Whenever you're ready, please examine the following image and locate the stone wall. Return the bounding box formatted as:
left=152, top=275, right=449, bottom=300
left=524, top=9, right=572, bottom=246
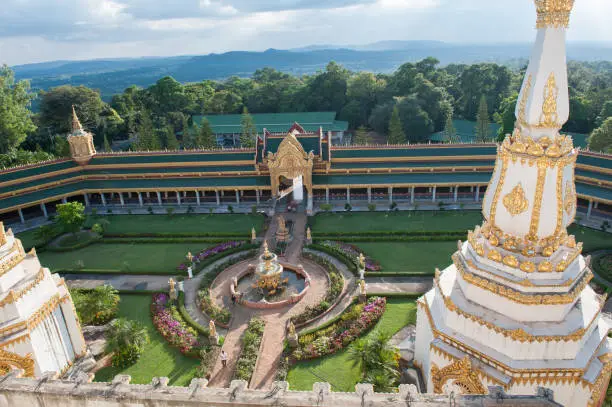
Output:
left=0, top=370, right=562, bottom=407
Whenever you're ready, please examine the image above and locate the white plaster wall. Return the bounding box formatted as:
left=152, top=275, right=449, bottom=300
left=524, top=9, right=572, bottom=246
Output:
left=481, top=157, right=502, bottom=221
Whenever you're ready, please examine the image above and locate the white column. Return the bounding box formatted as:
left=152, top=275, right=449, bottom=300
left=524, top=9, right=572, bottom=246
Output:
left=256, top=190, right=260, bottom=204
left=454, top=186, right=458, bottom=202
left=196, top=191, right=201, bottom=206
left=470, top=186, right=474, bottom=193
left=128, top=192, right=132, bottom=199
left=146, top=192, right=150, bottom=198
left=176, top=191, right=181, bottom=206
left=138, top=192, right=143, bottom=207
left=119, top=193, right=125, bottom=206
left=101, top=193, right=107, bottom=206
left=594, top=201, right=599, bottom=209
left=346, top=187, right=351, bottom=204
left=62, top=197, right=68, bottom=204
left=325, top=188, right=329, bottom=204
left=475, top=186, right=480, bottom=202
left=216, top=190, right=220, bottom=206
left=367, top=187, right=372, bottom=203
left=388, top=187, right=393, bottom=204
left=83, top=193, right=90, bottom=207
left=432, top=186, right=437, bottom=202
left=411, top=187, right=415, bottom=204
left=587, top=200, right=593, bottom=219
left=235, top=190, right=240, bottom=204
left=40, top=203, right=48, bottom=218
left=157, top=192, right=162, bottom=206
left=18, top=208, right=25, bottom=224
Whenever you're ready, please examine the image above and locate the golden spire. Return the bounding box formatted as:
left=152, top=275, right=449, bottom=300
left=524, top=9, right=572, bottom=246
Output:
left=71, top=105, right=83, bottom=133
left=534, top=0, right=575, bottom=29
left=263, top=240, right=270, bottom=257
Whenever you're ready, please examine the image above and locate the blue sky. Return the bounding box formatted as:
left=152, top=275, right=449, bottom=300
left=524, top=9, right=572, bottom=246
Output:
left=1, top=0, right=610, bottom=65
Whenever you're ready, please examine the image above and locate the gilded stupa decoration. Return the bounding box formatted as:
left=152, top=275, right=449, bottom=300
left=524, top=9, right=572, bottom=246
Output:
left=538, top=73, right=561, bottom=129
left=67, top=105, right=96, bottom=165
left=431, top=357, right=486, bottom=395
left=502, top=184, right=529, bottom=216
left=534, top=0, right=575, bottom=29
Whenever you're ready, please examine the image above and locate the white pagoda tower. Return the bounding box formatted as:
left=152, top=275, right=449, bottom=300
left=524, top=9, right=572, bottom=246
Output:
left=0, top=223, right=86, bottom=377
left=414, top=1, right=612, bottom=406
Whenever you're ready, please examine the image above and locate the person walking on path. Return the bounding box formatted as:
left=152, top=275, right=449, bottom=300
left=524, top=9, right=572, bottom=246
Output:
left=220, top=350, right=228, bottom=368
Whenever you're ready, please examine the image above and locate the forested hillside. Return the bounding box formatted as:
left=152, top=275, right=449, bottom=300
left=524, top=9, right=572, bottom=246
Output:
left=1, top=56, right=611, bottom=169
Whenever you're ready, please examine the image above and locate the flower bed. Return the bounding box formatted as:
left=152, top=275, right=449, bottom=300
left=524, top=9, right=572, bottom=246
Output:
left=177, top=241, right=244, bottom=272
left=234, top=318, right=265, bottom=382
left=292, top=297, right=386, bottom=360
left=290, top=252, right=344, bottom=326
left=151, top=293, right=199, bottom=355
left=319, top=241, right=381, bottom=271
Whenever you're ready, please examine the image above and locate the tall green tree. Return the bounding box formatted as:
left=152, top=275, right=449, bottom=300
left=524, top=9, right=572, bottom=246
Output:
left=588, top=117, right=612, bottom=153
left=134, top=111, right=160, bottom=150
left=197, top=118, right=216, bottom=149
left=494, top=93, right=519, bottom=141
left=163, top=125, right=180, bottom=150
left=353, top=126, right=371, bottom=145
left=387, top=106, right=406, bottom=144
left=103, top=135, right=112, bottom=152
left=348, top=330, right=400, bottom=392
left=442, top=111, right=458, bottom=143
left=240, top=107, right=257, bottom=148
left=56, top=202, right=86, bottom=236
left=0, top=65, right=37, bottom=153
left=475, top=95, right=490, bottom=143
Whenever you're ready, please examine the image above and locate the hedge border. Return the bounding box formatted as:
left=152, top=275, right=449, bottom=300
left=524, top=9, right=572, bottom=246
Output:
left=177, top=291, right=210, bottom=337
left=104, top=232, right=249, bottom=238
left=306, top=243, right=358, bottom=275
left=314, top=235, right=462, bottom=243
left=313, top=230, right=466, bottom=237
left=101, top=237, right=248, bottom=244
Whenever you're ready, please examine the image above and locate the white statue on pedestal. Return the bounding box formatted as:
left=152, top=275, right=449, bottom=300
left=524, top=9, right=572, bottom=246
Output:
left=187, top=266, right=193, bottom=279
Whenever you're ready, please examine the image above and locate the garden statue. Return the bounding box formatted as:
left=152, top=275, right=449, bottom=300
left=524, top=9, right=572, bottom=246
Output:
left=209, top=320, right=217, bottom=338
left=187, top=266, right=193, bottom=279
left=306, top=227, right=312, bottom=243
left=358, top=253, right=366, bottom=270
left=251, top=227, right=257, bottom=243
left=359, top=279, right=367, bottom=303
left=168, top=278, right=177, bottom=301
left=275, top=215, right=290, bottom=242
left=186, top=252, right=194, bottom=264
left=287, top=320, right=298, bottom=348
left=278, top=215, right=286, bottom=231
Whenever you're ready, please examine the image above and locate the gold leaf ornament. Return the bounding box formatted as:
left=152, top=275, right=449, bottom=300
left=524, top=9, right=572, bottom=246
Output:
left=503, top=184, right=529, bottom=216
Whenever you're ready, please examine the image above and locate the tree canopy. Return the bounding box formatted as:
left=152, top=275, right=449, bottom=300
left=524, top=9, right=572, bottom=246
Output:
left=0, top=66, right=36, bottom=153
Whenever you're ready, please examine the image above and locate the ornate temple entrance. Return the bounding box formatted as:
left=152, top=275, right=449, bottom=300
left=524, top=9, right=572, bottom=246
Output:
left=266, top=132, right=314, bottom=214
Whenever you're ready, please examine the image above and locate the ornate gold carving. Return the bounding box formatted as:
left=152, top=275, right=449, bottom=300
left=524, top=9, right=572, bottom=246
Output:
left=0, top=268, right=45, bottom=308
left=455, top=253, right=591, bottom=304
left=522, top=245, right=536, bottom=257
left=520, top=261, right=536, bottom=273
left=0, top=239, right=26, bottom=277
left=0, top=349, right=35, bottom=377
left=267, top=132, right=314, bottom=196
left=0, top=294, right=62, bottom=337
left=564, top=181, right=576, bottom=216
left=431, top=357, right=485, bottom=394
left=503, top=184, right=529, bottom=216
left=538, top=261, right=553, bottom=273
left=503, top=255, right=519, bottom=268
left=542, top=246, right=555, bottom=257
left=0, top=222, right=5, bottom=246
left=517, top=75, right=533, bottom=126
left=528, top=159, right=548, bottom=240
left=487, top=250, right=502, bottom=262
left=534, top=0, right=575, bottom=29
left=486, top=155, right=508, bottom=228
left=538, top=73, right=561, bottom=128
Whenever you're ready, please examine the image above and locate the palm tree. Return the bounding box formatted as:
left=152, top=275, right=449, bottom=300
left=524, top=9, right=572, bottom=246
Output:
left=105, top=318, right=149, bottom=354
left=348, top=329, right=400, bottom=391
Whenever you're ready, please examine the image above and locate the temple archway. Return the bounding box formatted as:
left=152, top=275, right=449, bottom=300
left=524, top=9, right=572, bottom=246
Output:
left=0, top=349, right=35, bottom=377
left=431, top=357, right=485, bottom=395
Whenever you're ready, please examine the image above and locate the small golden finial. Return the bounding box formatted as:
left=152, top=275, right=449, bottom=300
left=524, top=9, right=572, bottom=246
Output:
left=263, top=240, right=270, bottom=256
left=71, top=105, right=83, bottom=133
left=534, top=0, right=575, bottom=29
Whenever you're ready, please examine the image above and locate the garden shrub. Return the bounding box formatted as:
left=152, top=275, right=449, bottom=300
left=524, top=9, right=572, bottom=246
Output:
left=111, top=343, right=143, bottom=368
left=307, top=244, right=358, bottom=274
left=71, top=285, right=119, bottom=325
left=367, top=203, right=376, bottom=211
left=177, top=291, right=210, bottom=336
left=234, top=318, right=265, bottom=382
left=198, top=289, right=231, bottom=325
left=319, top=204, right=332, bottom=212
left=105, top=318, right=149, bottom=368
left=195, top=346, right=221, bottom=378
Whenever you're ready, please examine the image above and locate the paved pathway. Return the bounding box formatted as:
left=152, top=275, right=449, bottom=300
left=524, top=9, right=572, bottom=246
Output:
left=63, top=273, right=173, bottom=291
left=364, top=276, right=433, bottom=295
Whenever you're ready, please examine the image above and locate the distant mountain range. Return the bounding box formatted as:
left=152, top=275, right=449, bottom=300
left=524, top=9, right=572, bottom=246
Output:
left=11, top=40, right=612, bottom=100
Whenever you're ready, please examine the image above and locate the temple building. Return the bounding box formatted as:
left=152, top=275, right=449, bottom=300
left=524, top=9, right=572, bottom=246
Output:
left=414, top=1, right=612, bottom=406
left=192, top=112, right=348, bottom=147
left=0, top=222, right=86, bottom=376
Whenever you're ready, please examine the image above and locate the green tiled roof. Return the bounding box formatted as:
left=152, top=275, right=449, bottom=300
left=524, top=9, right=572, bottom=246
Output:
left=577, top=154, right=612, bottom=169
left=312, top=172, right=492, bottom=186
left=266, top=136, right=320, bottom=156
left=89, top=151, right=254, bottom=165
left=576, top=183, right=612, bottom=202
left=576, top=169, right=612, bottom=183
left=193, top=112, right=348, bottom=134
left=331, top=160, right=494, bottom=169
left=331, top=146, right=497, bottom=159
left=0, top=160, right=77, bottom=184
left=0, top=171, right=83, bottom=195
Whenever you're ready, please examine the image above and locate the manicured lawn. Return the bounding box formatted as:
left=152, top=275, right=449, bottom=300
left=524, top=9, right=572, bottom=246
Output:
left=567, top=225, right=612, bottom=253
left=39, top=242, right=209, bottom=273
left=358, top=241, right=457, bottom=273
left=15, top=228, right=39, bottom=250
left=287, top=297, right=417, bottom=392
left=89, top=214, right=265, bottom=235
left=311, top=211, right=483, bottom=234
left=94, top=294, right=199, bottom=386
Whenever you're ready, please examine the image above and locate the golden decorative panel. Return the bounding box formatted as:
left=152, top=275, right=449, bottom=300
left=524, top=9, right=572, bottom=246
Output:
left=564, top=181, right=576, bottom=216
left=534, top=0, right=575, bottom=29
left=0, top=349, right=35, bottom=377
left=431, top=357, right=486, bottom=395
left=0, top=222, right=5, bottom=246
left=503, top=184, right=529, bottom=216
left=517, top=75, right=533, bottom=126
left=538, top=73, right=560, bottom=128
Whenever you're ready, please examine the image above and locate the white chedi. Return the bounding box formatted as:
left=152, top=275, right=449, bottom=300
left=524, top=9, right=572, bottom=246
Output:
left=0, top=223, right=86, bottom=377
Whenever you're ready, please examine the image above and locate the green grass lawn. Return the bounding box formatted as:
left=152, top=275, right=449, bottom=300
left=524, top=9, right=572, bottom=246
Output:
left=15, top=228, right=39, bottom=250
left=39, top=242, right=209, bottom=274
left=311, top=211, right=483, bottom=234
left=94, top=294, right=199, bottom=386
left=287, top=297, right=417, bottom=392
left=89, top=214, right=265, bottom=235
left=358, top=241, right=457, bottom=273
left=567, top=225, right=612, bottom=253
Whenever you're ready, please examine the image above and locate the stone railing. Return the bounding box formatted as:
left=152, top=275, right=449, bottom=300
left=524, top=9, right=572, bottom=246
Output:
left=0, top=370, right=561, bottom=407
